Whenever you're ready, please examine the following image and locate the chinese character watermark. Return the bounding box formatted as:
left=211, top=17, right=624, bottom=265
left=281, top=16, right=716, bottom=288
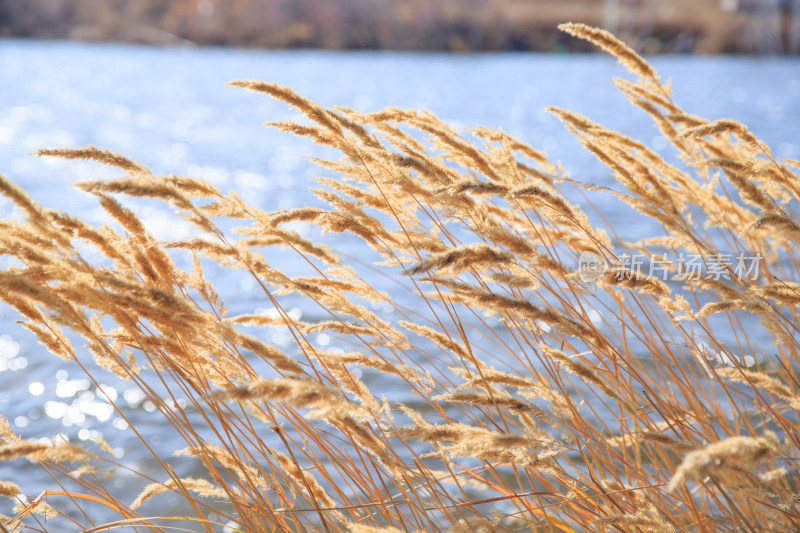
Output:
left=578, top=252, right=761, bottom=283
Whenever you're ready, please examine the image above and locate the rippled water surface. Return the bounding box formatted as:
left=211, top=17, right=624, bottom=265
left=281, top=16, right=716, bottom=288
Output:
left=0, top=40, right=798, bottom=526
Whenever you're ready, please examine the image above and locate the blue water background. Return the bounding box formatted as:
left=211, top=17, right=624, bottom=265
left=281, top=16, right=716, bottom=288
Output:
left=0, top=40, right=798, bottom=527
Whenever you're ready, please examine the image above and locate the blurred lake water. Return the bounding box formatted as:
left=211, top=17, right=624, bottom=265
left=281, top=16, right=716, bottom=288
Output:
left=0, top=40, right=798, bottom=526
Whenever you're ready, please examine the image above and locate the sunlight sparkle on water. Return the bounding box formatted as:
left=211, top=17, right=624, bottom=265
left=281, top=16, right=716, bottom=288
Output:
left=0, top=334, right=20, bottom=359
left=37, top=381, right=119, bottom=426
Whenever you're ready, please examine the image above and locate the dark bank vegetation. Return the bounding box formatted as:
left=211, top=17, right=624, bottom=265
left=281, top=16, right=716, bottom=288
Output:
left=1, top=0, right=797, bottom=54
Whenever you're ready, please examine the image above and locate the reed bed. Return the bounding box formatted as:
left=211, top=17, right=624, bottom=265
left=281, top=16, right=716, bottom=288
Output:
left=1, top=23, right=799, bottom=532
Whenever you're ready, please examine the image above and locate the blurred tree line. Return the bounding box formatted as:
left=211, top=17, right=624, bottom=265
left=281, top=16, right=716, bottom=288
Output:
left=0, top=0, right=796, bottom=53
left=0, top=0, right=557, bottom=50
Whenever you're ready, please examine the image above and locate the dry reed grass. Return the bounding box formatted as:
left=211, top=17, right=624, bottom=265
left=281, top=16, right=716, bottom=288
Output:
left=0, top=22, right=798, bottom=533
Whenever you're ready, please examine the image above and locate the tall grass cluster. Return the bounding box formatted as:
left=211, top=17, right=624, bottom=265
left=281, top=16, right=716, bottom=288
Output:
left=1, top=23, right=799, bottom=532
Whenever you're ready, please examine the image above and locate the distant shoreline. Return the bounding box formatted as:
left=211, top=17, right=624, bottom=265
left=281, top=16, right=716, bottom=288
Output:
left=1, top=0, right=798, bottom=55
left=6, top=35, right=800, bottom=58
